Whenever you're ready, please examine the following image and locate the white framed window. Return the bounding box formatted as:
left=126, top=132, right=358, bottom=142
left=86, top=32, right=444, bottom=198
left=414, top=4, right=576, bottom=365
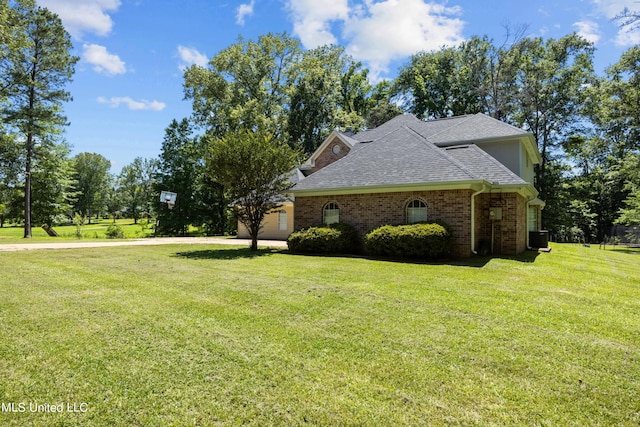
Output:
left=406, top=199, right=427, bottom=223
left=323, top=202, right=340, bottom=225
left=528, top=207, right=538, bottom=232
left=278, top=210, right=288, bottom=231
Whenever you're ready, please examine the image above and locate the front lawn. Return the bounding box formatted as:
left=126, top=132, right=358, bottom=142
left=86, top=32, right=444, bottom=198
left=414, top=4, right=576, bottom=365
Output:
left=0, top=244, right=638, bottom=425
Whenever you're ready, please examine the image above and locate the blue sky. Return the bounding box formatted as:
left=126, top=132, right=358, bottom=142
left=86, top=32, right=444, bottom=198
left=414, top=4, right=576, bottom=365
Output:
left=36, top=0, right=640, bottom=173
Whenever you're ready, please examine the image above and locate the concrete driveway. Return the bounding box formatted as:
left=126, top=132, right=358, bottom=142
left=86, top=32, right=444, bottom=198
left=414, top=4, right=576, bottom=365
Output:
left=0, top=237, right=288, bottom=252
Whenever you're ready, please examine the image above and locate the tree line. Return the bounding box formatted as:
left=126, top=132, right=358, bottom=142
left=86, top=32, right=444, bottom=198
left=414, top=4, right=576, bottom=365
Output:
left=1, top=1, right=639, bottom=243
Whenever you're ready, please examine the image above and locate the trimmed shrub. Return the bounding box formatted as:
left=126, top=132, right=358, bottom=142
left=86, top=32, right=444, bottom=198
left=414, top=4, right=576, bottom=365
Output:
left=287, top=223, right=360, bottom=254
left=364, top=222, right=453, bottom=259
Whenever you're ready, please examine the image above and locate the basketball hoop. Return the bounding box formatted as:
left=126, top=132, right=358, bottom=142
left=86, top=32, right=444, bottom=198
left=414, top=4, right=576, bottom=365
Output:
left=160, top=190, right=177, bottom=208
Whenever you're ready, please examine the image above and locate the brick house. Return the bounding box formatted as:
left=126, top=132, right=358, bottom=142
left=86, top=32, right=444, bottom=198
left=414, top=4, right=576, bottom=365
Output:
left=288, top=113, right=544, bottom=257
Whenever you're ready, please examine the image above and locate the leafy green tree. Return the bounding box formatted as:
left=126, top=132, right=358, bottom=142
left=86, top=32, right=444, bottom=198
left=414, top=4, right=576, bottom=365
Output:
left=599, top=46, right=640, bottom=157
left=366, top=80, right=402, bottom=129
left=395, top=44, right=488, bottom=119
left=394, top=31, right=528, bottom=122
left=155, top=118, right=225, bottom=236
left=614, top=154, right=640, bottom=226
left=72, top=152, right=111, bottom=223
left=0, top=132, right=21, bottom=227
left=1, top=3, right=78, bottom=237
left=576, top=47, right=640, bottom=236
left=461, top=32, right=525, bottom=122
left=511, top=34, right=595, bottom=227
left=1, top=0, right=30, bottom=100
left=184, top=32, right=302, bottom=139
left=288, top=46, right=368, bottom=153
left=118, top=157, right=158, bottom=224
left=29, top=140, right=76, bottom=226
left=205, top=130, right=300, bottom=251
left=616, top=190, right=640, bottom=226
left=184, top=33, right=371, bottom=155
left=103, top=183, right=122, bottom=223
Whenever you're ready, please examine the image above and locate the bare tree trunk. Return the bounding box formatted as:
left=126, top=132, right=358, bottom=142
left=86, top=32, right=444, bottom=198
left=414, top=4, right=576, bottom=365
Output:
left=250, top=229, right=259, bottom=251
left=24, top=133, right=33, bottom=238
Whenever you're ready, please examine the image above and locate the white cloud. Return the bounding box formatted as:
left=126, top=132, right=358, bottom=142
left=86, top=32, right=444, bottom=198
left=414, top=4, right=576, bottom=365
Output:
left=573, top=20, right=601, bottom=44
left=97, top=96, right=166, bottom=111
left=591, top=0, right=640, bottom=46
left=285, top=0, right=464, bottom=79
left=236, top=0, right=256, bottom=26
left=177, top=45, right=208, bottom=70
left=591, top=0, right=631, bottom=19
left=83, top=43, right=126, bottom=76
left=615, top=28, right=640, bottom=45
left=37, top=0, right=121, bottom=39
left=286, top=0, right=350, bottom=47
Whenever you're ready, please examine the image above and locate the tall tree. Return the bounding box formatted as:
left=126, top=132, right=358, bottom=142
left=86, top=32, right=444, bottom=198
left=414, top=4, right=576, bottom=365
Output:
left=29, top=140, right=75, bottom=226
left=184, top=33, right=371, bottom=154
left=0, top=132, right=21, bottom=227
left=155, top=118, right=225, bottom=236
left=565, top=46, right=640, bottom=237
left=600, top=46, right=640, bottom=157
left=460, top=31, right=525, bottom=122
left=1, top=0, right=29, bottom=100
left=366, top=80, right=403, bottom=129
left=72, top=152, right=111, bottom=223
left=395, top=45, right=485, bottom=119
left=118, top=157, right=158, bottom=224
left=205, top=130, right=300, bottom=251
left=287, top=45, right=368, bottom=153
left=1, top=3, right=78, bottom=237
left=183, top=32, right=302, bottom=139
left=103, top=181, right=123, bottom=223
left=511, top=34, right=595, bottom=228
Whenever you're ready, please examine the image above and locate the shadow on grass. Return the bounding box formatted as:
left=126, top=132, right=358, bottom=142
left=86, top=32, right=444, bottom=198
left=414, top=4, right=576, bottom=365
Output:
left=445, top=250, right=541, bottom=267
left=602, top=246, right=640, bottom=255
left=284, top=249, right=541, bottom=267
left=172, top=247, right=280, bottom=261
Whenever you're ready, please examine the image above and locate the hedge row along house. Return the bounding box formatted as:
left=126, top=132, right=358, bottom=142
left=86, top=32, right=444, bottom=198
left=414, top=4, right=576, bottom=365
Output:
left=238, top=113, right=545, bottom=257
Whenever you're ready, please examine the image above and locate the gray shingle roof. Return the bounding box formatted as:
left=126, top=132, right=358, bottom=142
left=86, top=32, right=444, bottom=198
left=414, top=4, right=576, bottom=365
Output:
left=292, top=114, right=531, bottom=193
left=355, top=113, right=529, bottom=145
left=443, top=145, right=525, bottom=185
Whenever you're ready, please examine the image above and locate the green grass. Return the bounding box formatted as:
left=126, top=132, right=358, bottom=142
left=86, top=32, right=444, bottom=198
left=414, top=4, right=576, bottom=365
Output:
left=0, top=243, right=638, bottom=426
left=0, top=218, right=154, bottom=242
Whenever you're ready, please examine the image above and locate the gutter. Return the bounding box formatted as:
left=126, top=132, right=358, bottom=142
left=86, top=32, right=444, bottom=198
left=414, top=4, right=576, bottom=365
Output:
left=470, top=183, right=488, bottom=255
left=290, top=180, right=486, bottom=197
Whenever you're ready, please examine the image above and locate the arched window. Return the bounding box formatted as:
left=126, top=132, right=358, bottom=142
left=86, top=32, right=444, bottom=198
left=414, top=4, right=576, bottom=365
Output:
left=323, top=202, right=340, bottom=225
left=406, top=199, right=427, bottom=223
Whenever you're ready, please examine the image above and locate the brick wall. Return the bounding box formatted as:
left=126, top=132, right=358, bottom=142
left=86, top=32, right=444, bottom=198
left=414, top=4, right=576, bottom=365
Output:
left=308, top=138, right=351, bottom=174
left=294, top=190, right=474, bottom=257
left=295, top=189, right=528, bottom=257
left=476, top=192, right=527, bottom=255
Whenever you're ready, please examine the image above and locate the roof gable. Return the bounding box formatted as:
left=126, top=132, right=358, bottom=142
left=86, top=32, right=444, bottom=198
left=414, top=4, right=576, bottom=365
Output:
left=301, top=130, right=358, bottom=171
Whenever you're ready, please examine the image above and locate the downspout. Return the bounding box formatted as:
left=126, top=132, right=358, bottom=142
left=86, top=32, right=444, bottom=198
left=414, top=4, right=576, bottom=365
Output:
left=470, top=184, right=488, bottom=255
